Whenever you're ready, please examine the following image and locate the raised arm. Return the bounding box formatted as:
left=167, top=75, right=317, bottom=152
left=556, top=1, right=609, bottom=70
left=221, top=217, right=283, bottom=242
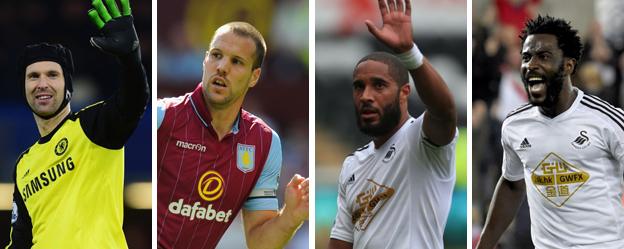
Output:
left=79, top=0, right=150, bottom=149
left=365, top=0, right=456, bottom=145
left=476, top=177, right=526, bottom=249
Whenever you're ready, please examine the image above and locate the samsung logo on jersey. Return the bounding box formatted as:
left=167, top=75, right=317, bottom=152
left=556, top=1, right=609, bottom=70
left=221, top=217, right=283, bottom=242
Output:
left=176, top=140, right=207, bottom=152
left=22, top=157, right=75, bottom=202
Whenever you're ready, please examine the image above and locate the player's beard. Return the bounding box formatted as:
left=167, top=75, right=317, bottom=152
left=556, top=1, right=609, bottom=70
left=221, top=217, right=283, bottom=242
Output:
left=523, top=64, right=566, bottom=108
left=355, top=95, right=401, bottom=137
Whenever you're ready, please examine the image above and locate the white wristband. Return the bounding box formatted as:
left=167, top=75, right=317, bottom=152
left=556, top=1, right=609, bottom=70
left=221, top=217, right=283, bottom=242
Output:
left=396, top=43, right=424, bottom=70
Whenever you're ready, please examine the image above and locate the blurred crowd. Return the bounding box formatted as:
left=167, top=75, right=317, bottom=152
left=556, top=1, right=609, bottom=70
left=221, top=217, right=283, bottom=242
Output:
left=472, top=0, right=624, bottom=248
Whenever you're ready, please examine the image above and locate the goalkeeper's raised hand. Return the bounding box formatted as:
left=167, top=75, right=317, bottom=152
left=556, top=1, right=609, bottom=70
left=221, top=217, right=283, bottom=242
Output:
left=87, top=0, right=140, bottom=57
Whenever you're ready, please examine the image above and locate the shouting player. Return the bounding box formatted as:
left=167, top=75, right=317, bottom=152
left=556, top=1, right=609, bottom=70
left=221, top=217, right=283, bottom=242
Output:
left=5, top=0, right=149, bottom=248
left=157, top=22, right=309, bottom=248
left=329, top=0, right=458, bottom=248
left=476, top=15, right=624, bottom=249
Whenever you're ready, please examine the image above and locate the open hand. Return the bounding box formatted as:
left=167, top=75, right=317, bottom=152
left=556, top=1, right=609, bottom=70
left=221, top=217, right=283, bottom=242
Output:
left=283, top=174, right=309, bottom=223
left=365, top=0, right=414, bottom=53
left=88, top=0, right=140, bottom=56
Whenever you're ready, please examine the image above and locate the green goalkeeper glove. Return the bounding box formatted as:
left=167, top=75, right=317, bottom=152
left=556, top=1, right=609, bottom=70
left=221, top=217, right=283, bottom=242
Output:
left=87, top=0, right=139, bottom=56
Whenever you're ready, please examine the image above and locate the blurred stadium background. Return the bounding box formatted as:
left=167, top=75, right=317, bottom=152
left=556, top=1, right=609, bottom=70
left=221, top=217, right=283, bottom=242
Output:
left=157, top=0, right=309, bottom=248
left=0, top=0, right=152, bottom=248
left=315, top=0, right=467, bottom=248
left=472, top=0, right=624, bottom=248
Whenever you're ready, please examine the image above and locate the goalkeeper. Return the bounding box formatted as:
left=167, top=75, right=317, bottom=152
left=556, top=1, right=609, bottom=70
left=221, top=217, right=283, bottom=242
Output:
left=5, top=0, right=148, bottom=248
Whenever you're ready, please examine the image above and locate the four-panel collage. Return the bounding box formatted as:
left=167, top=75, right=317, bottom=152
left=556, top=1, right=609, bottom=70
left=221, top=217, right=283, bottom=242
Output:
left=0, top=0, right=622, bottom=248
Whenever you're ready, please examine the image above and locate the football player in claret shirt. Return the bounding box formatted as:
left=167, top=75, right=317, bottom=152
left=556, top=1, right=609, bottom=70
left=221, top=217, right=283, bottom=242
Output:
left=157, top=22, right=309, bottom=248
left=476, top=15, right=624, bottom=249
left=329, top=0, right=458, bottom=248
left=5, top=0, right=149, bottom=248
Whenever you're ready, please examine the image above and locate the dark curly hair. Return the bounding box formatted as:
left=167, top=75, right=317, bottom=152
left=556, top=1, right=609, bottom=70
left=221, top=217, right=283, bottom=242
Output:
left=520, top=15, right=583, bottom=73
left=355, top=52, right=409, bottom=86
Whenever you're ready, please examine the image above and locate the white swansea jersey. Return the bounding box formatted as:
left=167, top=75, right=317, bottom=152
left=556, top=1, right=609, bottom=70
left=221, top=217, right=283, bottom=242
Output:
left=501, top=89, right=624, bottom=249
left=330, top=115, right=457, bottom=249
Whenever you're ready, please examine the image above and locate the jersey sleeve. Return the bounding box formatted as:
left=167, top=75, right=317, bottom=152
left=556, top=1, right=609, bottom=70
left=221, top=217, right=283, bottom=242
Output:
left=242, top=130, right=281, bottom=211
left=157, top=99, right=166, bottom=129
left=501, top=123, right=524, bottom=181
left=410, top=114, right=458, bottom=179
left=329, top=158, right=354, bottom=243
left=5, top=164, right=33, bottom=249
left=77, top=53, right=150, bottom=150
left=600, top=105, right=624, bottom=161
left=605, top=119, right=624, bottom=164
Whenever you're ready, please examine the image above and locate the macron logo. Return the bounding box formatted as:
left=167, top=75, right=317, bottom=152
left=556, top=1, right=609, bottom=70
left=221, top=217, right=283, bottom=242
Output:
left=176, top=140, right=207, bottom=152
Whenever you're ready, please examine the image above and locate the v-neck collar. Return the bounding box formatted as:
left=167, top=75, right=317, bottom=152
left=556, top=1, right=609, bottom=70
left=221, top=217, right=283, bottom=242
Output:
left=536, top=88, right=583, bottom=122
left=189, top=83, right=241, bottom=135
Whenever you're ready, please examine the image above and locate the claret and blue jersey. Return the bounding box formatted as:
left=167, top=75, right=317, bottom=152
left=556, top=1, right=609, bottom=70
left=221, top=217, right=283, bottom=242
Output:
left=156, top=83, right=282, bottom=249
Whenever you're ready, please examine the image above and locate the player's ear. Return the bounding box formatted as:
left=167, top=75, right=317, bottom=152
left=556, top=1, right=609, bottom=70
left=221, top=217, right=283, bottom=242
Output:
left=399, top=82, right=410, bottom=102
left=249, top=67, right=261, bottom=88
left=564, top=57, right=576, bottom=75
left=203, top=51, right=209, bottom=67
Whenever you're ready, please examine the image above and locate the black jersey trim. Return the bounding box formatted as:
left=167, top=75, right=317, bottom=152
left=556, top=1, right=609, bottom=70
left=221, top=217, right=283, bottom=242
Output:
left=13, top=149, right=30, bottom=180
left=581, top=97, right=624, bottom=132
left=37, top=113, right=73, bottom=144
left=505, top=103, right=533, bottom=119
left=356, top=144, right=369, bottom=151
left=246, top=196, right=278, bottom=200
left=347, top=144, right=371, bottom=157
left=8, top=151, right=34, bottom=249
left=14, top=149, right=30, bottom=168
left=582, top=95, right=624, bottom=126
left=584, top=94, right=624, bottom=118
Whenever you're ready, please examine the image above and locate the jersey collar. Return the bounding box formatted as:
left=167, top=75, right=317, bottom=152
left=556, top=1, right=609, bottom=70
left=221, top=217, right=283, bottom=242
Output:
left=38, top=113, right=73, bottom=144
left=371, top=116, right=416, bottom=151
left=190, top=83, right=240, bottom=135
left=536, top=87, right=583, bottom=121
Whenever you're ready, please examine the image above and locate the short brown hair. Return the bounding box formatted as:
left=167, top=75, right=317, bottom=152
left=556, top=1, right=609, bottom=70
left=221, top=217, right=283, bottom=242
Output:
left=211, top=22, right=267, bottom=70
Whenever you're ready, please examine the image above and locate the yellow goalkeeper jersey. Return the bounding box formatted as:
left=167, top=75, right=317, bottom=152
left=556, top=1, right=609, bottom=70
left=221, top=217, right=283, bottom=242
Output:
left=7, top=102, right=134, bottom=249
left=6, top=43, right=149, bottom=248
